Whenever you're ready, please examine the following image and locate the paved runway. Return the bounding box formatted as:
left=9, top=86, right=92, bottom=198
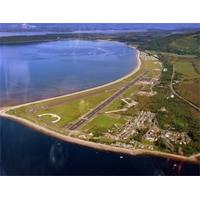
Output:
left=68, top=71, right=147, bottom=130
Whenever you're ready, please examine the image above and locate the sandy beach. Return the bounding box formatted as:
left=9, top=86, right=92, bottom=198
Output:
left=0, top=110, right=199, bottom=164
left=2, top=47, right=141, bottom=110
left=0, top=48, right=199, bottom=164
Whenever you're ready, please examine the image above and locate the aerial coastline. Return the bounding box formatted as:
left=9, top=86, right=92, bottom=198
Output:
left=0, top=103, right=199, bottom=164
left=0, top=44, right=139, bottom=109
left=0, top=47, right=199, bottom=164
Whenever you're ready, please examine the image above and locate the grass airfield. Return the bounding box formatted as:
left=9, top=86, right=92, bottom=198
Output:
left=5, top=51, right=200, bottom=158
left=7, top=52, right=163, bottom=148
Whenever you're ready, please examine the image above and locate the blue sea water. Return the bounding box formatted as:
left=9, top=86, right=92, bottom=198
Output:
left=0, top=40, right=136, bottom=106
left=0, top=40, right=199, bottom=175
left=0, top=117, right=199, bottom=175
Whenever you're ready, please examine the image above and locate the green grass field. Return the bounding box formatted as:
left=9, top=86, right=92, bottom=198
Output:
left=82, top=114, right=126, bottom=133
left=81, top=58, right=162, bottom=139
left=174, top=61, right=199, bottom=79
left=140, top=55, right=200, bottom=155
left=105, top=59, right=161, bottom=112
left=9, top=89, right=115, bottom=128
left=172, top=57, right=200, bottom=107
left=175, top=79, right=200, bottom=107
left=3, top=30, right=200, bottom=157
left=7, top=53, right=149, bottom=132
left=6, top=56, right=152, bottom=148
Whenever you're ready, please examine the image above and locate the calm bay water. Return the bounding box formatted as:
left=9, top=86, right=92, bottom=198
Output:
left=0, top=40, right=199, bottom=175
left=0, top=40, right=136, bottom=106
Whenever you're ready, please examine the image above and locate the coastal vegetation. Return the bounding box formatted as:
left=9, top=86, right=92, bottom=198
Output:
left=136, top=54, right=200, bottom=155
left=138, top=31, right=200, bottom=56
left=1, top=30, right=200, bottom=162
left=1, top=29, right=199, bottom=56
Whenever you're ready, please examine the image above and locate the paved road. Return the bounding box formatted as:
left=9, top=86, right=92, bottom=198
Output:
left=68, top=72, right=147, bottom=130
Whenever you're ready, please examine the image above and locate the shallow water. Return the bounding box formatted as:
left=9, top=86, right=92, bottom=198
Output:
left=0, top=40, right=136, bottom=106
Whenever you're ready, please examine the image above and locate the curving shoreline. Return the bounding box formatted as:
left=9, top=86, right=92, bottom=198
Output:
left=0, top=48, right=200, bottom=164
left=1, top=110, right=199, bottom=164
left=1, top=47, right=140, bottom=110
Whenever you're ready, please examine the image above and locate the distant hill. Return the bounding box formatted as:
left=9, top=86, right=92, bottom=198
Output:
left=1, top=23, right=200, bottom=32
left=0, top=28, right=199, bottom=56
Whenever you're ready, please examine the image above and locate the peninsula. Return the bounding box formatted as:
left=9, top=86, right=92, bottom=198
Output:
left=1, top=30, right=200, bottom=164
